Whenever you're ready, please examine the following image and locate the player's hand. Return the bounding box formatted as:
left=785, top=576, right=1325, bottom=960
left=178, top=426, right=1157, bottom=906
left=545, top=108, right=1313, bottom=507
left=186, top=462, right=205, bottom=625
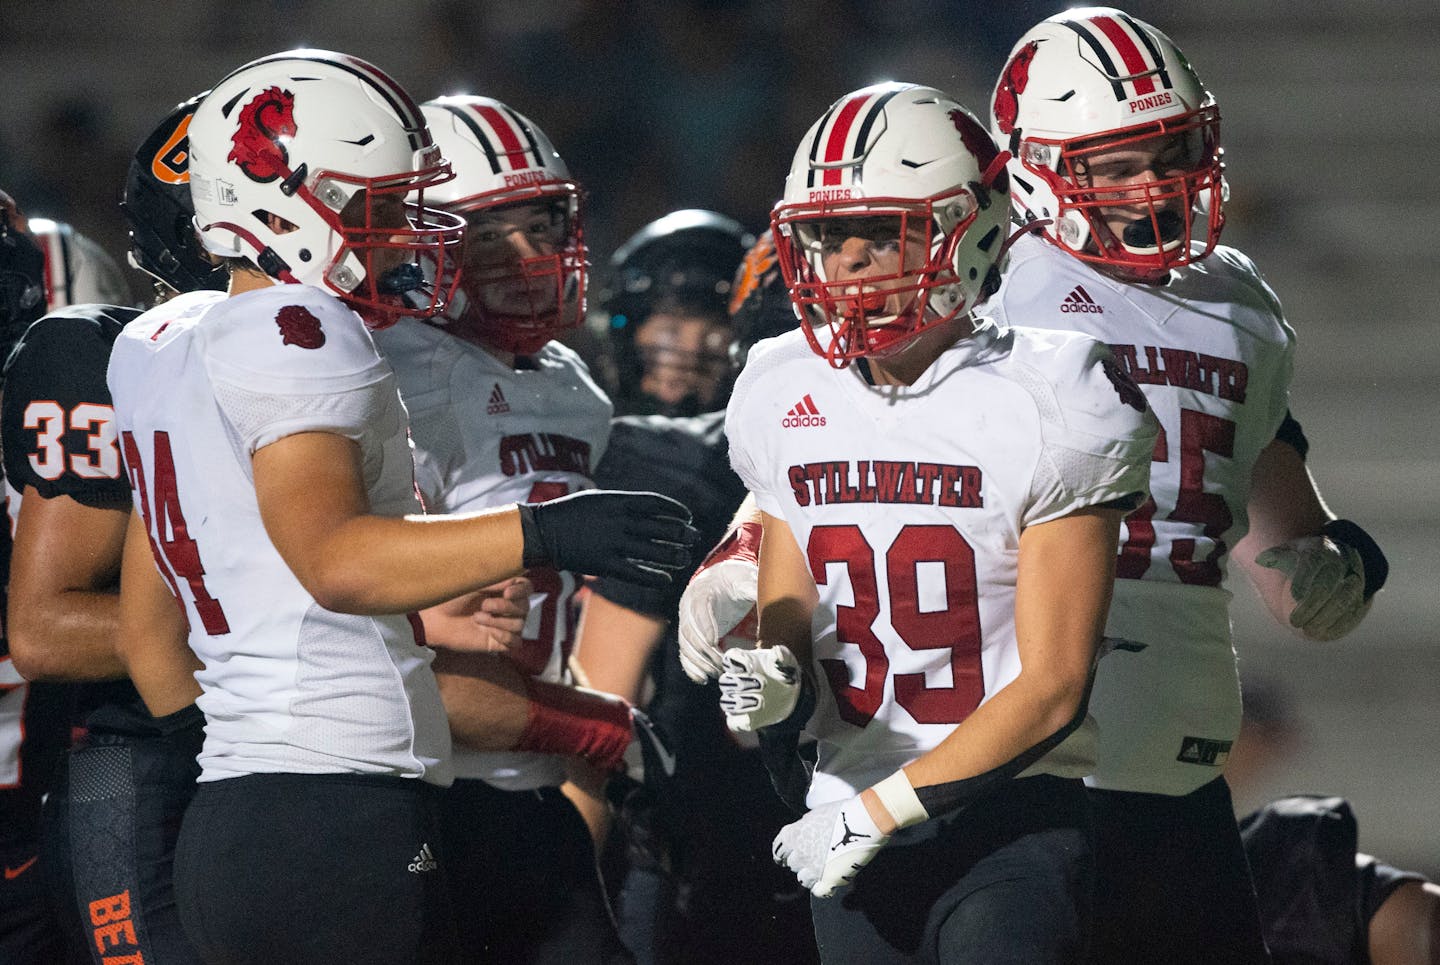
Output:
left=1255, top=535, right=1370, bottom=641
left=518, top=490, right=697, bottom=588
left=677, top=557, right=759, bottom=683
left=772, top=795, right=890, bottom=897
left=718, top=645, right=803, bottom=733
left=420, top=577, right=533, bottom=652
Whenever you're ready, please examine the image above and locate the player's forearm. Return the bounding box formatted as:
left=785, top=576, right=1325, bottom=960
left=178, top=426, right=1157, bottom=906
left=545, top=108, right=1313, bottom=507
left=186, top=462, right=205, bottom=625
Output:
left=902, top=668, right=1089, bottom=793
left=434, top=650, right=634, bottom=769
left=293, top=509, right=527, bottom=616
left=571, top=592, right=666, bottom=704
left=433, top=649, right=533, bottom=750
left=116, top=514, right=203, bottom=716
left=8, top=590, right=125, bottom=681
left=891, top=509, right=1115, bottom=806
left=756, top=511, right=819, bottom=663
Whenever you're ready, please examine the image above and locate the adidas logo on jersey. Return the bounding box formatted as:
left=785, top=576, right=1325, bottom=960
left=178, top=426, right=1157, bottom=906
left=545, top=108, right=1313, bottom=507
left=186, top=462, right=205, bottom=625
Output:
left=408, top=843, right=438, bottom=874
left=1060, top=285, right=1104, bottom=314
left=1176, top=736, right=1233, bottom=767
left=486, top=383, right=511, bottom=415
left=782, top=394, right=826, bottom=428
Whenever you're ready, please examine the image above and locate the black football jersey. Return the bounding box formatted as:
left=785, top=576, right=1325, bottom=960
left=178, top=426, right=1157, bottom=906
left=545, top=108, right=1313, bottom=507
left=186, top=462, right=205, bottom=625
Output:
left=1240, top=795, right=1428, bottom=964
left=590, top=410, right=767, bottom=819
left=1, top=305, right=155, bottom=742
left=2, top=305, right=138, bottom=504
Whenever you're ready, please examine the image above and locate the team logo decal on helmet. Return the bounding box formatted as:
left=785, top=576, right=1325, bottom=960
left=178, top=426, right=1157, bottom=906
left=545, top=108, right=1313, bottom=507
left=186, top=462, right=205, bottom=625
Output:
left=275, top=304, right=326, bottom=349
left=228, top=87, right=297, bottom=183
left=150, top=114, right=194, bottom=186
left=992, top=41, right=1038, bottom=137
left=949, top=109, right=1009, bottom=196
left=188, top=50, right=466, bottom=326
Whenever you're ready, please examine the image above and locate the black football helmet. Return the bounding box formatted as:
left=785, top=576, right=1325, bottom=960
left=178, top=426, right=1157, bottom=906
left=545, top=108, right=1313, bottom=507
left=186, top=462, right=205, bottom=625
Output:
left=598, top=209, right=753, bottom=416
left=121, top=93, right=228, bottom=297
left=0, top=200, right=46, bottom=363
left=726, top=230, right=799, bottom=369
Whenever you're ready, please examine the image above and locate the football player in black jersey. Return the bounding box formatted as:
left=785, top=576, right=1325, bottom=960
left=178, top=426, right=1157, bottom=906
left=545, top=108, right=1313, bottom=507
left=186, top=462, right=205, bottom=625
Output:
left=2, top=96, right=224, bottom=965
left=0, top=188, right=77, bottom=965
left=570, top=223, right=819, bottom=964
left=596, top=210, right=752, bottom=418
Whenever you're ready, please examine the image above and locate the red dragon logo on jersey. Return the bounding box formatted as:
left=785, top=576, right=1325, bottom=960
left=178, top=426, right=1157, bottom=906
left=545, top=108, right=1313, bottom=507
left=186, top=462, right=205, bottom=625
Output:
left=228, top=87, right=297, bottom=183
left=993, top=41, right=1039, bottom=136
left=275, top=305, right=326, bottom=349
left=1101, top=353, right=1148, bottom=413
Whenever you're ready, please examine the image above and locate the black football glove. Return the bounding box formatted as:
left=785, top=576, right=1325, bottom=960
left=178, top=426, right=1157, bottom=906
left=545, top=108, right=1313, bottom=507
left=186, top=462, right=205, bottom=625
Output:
left=518, top=489, right=696, bottom=588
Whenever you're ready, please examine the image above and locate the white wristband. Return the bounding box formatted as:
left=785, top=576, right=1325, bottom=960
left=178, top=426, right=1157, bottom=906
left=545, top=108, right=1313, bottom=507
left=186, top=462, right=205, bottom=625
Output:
left=871, top=769, right=929, bottom=830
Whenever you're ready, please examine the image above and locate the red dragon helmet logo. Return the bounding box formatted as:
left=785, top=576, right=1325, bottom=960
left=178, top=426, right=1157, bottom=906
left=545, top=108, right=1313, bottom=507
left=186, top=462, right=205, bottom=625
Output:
left=993, top=41, right=1039, bottom=136
left=949, top=108, right=1008, bottom=195
left=275, top=304, right=326, bottom=349
left=229, top=87, right=298, bottom=184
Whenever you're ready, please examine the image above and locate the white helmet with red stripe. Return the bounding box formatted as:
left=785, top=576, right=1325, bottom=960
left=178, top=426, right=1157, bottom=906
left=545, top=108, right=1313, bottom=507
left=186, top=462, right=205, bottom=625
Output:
left=420, top=96, right=586, bottom=354
left=771, top=82, right=1012, bottom=365
left=188, top=49, right=465, bottom=326
left=28, top=219, right=133, bottom=309
left=990, top=8, right=1225, bottom=277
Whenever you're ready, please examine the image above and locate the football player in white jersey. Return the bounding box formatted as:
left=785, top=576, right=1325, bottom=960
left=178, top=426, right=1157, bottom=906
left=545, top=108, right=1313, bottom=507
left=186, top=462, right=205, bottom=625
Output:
left=372, top=94, right=635, bottom=963
left=722, top=83, right=1156, bottom=963
left=986, top=9, right=1388, bottom=963
left=106, top=52, right=693, bottom=965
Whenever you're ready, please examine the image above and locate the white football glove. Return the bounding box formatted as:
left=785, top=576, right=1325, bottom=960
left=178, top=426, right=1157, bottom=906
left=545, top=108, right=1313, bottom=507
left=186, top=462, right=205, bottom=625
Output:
left=718, top=645, right=801, bottom=733
left=772, top=796, right=890, bottom=897
left=1255, top=535, right=1370, bottom=641
left=677, top=556, right=759, bottom=684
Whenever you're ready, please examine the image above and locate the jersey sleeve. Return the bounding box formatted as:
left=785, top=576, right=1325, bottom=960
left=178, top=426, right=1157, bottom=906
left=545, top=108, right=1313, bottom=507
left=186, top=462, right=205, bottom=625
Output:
left=201, top=288, right=400, bottom=455
left=1210, top=245, right=1297, bottom=441
left=724, top=348, right=787, bottom=519
left=1020, top=334, right=1159, bottom=527
left=0, top=311, right=133, bottom=504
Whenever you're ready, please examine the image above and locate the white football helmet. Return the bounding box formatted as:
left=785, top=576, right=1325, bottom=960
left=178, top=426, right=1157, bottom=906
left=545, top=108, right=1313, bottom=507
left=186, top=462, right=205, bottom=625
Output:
left=187, top=49, right=465, bottom=326
left=990, top=8, right=1225, bottom=277
left=771, top=83, right=1012, bottom=366
left=420, top=96, right=586, bottom=354
left=29, top=219, right=134, bottom=309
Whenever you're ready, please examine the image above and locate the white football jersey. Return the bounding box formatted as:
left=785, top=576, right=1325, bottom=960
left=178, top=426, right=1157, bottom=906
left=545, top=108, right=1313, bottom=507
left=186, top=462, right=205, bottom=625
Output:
left=987, top=231, right=1296, bottom=794
left=107, top=285, right=452, bottom=785
left=374, top=320, right=612, bottom=789
left=728, top=325, right=1156, bottom=809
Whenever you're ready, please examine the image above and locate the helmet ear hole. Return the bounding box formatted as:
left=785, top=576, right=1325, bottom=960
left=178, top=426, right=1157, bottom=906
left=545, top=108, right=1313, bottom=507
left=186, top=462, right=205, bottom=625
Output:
left=981, top=263, right=1003, bottom=299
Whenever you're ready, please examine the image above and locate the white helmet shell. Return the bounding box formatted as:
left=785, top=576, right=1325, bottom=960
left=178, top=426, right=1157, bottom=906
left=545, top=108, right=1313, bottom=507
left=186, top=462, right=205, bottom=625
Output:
left=773, top=82, right=1012, bottom=364
left=990, top=8, right=1225, bottom=275
left=418, top=96, right=587, bottom=354
left=188, top=49, right=464, bottom=324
